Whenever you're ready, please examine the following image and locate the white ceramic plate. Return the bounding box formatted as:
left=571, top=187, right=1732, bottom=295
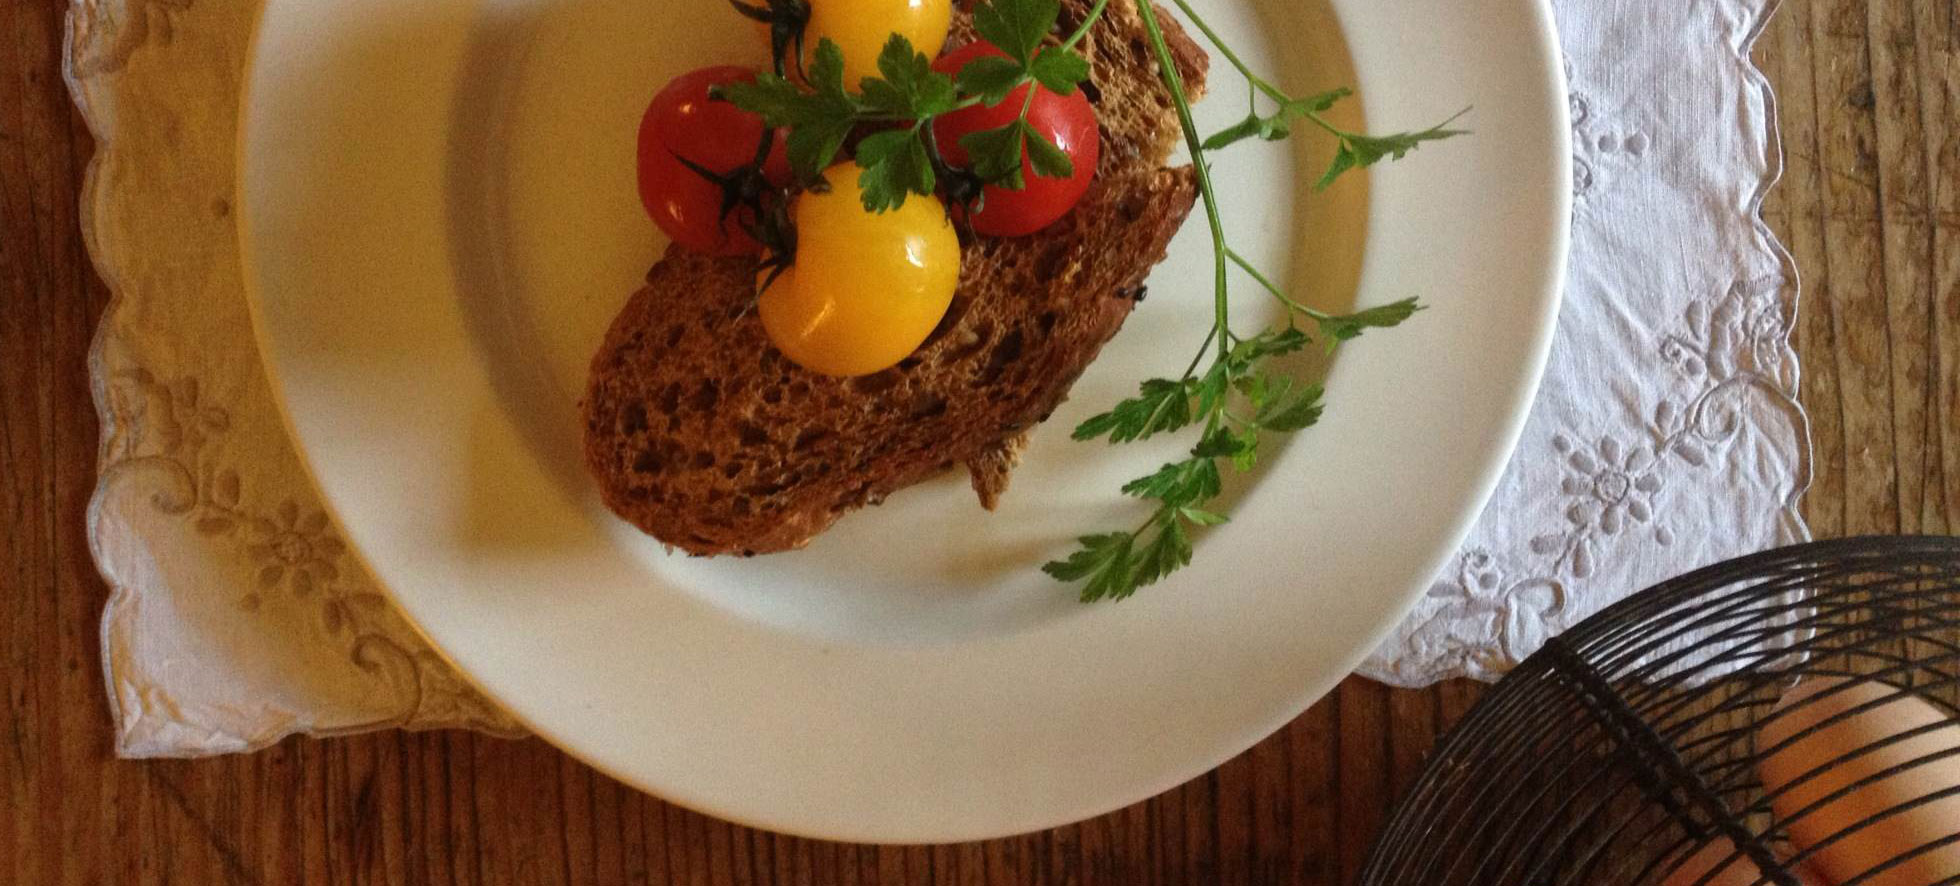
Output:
left=240, top=0, right=1568, bottom=842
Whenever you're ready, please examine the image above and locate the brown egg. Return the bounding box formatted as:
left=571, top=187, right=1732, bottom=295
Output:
left=1659, top=837, right=1825, bottom=886
left=1757, top=678, right=1960, bottom=886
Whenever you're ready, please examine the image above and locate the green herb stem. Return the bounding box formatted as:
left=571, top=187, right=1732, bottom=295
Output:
left=1227, top=248, right=1331, bottom=321
left=1059, top=0, right=1111, bottom=51
left=1179, top=325, right=1218, bottom=380
left=1164, top=0, right=1279, bottom=99
left=1164, top=0, right=1348, bottom=140
left=1132, top=0, right=1230, bottom=362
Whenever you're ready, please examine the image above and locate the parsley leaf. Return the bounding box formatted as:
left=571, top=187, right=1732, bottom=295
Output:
left=720, top=40, right=862, bottom=182
left=1072, top=377, right=1195, bottom=443
left=859, top=35, right=957, bottom=119
left=1050, top=309, right=1332, bottom=600
left=1028, top=47, right=1091, bottom=96
left=721, top=2, right=1098, bottom=208
left=1192, top=361, right=1233, bottom=417
left=1232, top=372, right=1274, bottom=408
left=1132, top=516, right=1192, bottom=588
left=801, top=37, right=852, bottom=101
left=1025, top=129, right=1075, bottom=179
left=973, top=0, right=1060, bottom=64
left=1178, top=506, right=1229, bottom=527
left=1121, top=457, right=1222, bottom=503
left=786, top=119, right=856, bottom=183
left=1255, top=382, right=1324, bottom=432
left=1316, top=112, right=1469, bottom=190
left=956, top=55, right=1029, bottom=106
left=1230, top=326, right=1310, bottom=365
left=1316, top=297, right=1424, bottom=343
left=959, top=120, right=1032, bottom=188
left=1202, top=87, right=1351, bottom=151
left=795, top=42, right=859, bottom=179
left=854, top=129, right=936, bottom=211
left=1191, top=426, right=1257, bottom=471
left=1041, top=533, right=1137, bottom=602
left=714, top=73, right=812, bottom=127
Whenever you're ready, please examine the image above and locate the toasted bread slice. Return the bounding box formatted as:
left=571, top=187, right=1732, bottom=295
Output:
left=583, top=0, right=1208, bottom=555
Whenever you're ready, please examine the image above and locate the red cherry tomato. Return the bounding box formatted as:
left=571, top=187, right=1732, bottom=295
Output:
left=637, top=66, right=792, bottom=256
left=931, top=42, right=1100, bottom=237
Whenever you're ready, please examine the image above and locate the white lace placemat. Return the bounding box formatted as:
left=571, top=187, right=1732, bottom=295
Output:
left=71, top=0, right=1807, bottom=756
left=1358, top=0, right=1809, bottom=686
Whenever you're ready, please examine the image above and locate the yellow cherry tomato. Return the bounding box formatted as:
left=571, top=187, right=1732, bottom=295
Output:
left=759, top=165, right=960, bottom=377
left=797, top=0, right=952, bottom=85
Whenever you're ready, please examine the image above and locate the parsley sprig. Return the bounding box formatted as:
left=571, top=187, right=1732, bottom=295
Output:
left=1048, top=327, right=1316, bottom=599
left=719, top=0, right=1106, bottom=214
left=704, top=0, right=1467, bottom=602
left=1040, top=0, right=1467, bottom=601
left=1167, top=0, right=1469, bottom=188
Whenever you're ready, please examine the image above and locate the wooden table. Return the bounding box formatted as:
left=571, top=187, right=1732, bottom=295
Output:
left=2, top=0, right=1952, bottom=882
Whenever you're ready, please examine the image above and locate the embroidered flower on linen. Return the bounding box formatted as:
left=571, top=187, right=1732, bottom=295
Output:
left=1661, top=276, right=1792, bottom=388
left=1396, top=548, right=1570, bottom=683
left=1528, top=433, right=1671, bottom=578
left=1566, top=58, right=1652, bottom=202
left=247, top=500, right=345, bottom=599
left=1554, top=434, right=1665, bottom=537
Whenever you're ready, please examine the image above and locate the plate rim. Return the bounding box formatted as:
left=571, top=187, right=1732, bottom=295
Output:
left=236, top=0, right=1571, bottom=842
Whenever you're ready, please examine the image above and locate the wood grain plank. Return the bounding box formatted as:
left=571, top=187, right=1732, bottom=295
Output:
left=1043, top=824, right=1078, bottom=886
left=678, top=798, right=715, bottom=886
left=1209, top=748, right=1252, bottom=886
left=1246, top=725, right=1289, bottom=884
left=1763, top=0, right=1845, bottom=540
left=983, top=830, right=1032, bottom=886
left=906, top=844, right=938, bottom=886
left=1938, top=216, right=1959, bottom=534
left=1911, top=0, right=1958, bottom=536
left=47, top=102, right=109, bottom=886
left=1812, top=0, right=1902, bottom=536
left=591, top=767, right=633, bottom=886
left=451, top=733, right=489, bottom=886
left=619, top=782, right=656, bottom=885
left=875, top=844, right=907, bottom=886
left=1284, top=694, right=1339, bottom=886
left=2, top=2, right=64, bottom=884
left=662, top=795, right=697, bottom=885
left=1112, top=799, right=1153, bottom=886
left=639, top=792, right=674, bottom=886
left=1862, top=0, right=1939, bottom=534
left=852, top=842, right=880, bottom=886
left=296, top=741, right=332, bottom=885
left=705, top=816, right=740, bottom=886
left=1144, top=778, right=1182, bottom=886
left=1436, top=680, right=1484, bottom=732
left=1074, top=806, right=1108, bottom=886
left=1179, top=771, right=1217, bottom=884
left=398, top=735, right=441, bottom=886
left=1384, top=683, right=1438, bottom=804
left=467, top=740, right=513, bottom=883
left=1336, top=677, right=1389, bottom=885
left=377, top=737, right=416, bottom=884
left=807, top=837, right=843, bottom=886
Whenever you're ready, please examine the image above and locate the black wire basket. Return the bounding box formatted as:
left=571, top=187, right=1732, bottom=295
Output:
left=1360, top=536, right=1960, bottom=886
